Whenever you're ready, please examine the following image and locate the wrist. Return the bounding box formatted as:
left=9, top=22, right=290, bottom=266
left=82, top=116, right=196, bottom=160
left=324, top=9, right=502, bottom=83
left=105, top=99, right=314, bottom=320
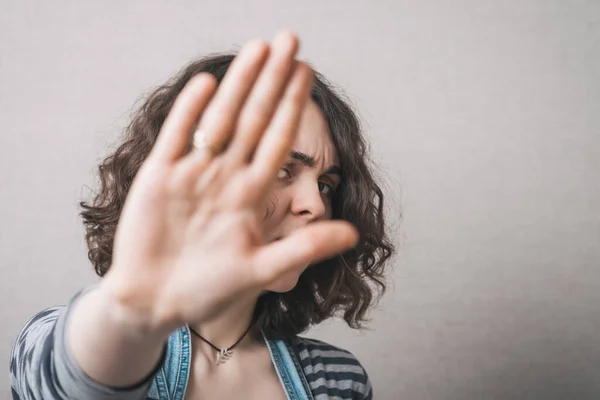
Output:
left=65, top=283, right=170, bottom=388
left=98, top=276, right=178, bottom=340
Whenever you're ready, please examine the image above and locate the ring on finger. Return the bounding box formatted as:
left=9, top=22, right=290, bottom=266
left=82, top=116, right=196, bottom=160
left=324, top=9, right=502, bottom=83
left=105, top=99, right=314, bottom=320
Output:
left=192, top=126, right=219, bottom=154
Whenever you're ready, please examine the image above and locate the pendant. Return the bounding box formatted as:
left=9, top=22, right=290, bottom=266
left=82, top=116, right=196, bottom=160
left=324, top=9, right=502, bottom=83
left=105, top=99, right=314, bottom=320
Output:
left=216, top=348, right=233, bottom=365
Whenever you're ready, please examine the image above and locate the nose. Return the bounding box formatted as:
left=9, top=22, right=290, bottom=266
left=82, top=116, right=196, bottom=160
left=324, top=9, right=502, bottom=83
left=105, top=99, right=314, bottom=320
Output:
left=290, top=180, right=327, bottom=222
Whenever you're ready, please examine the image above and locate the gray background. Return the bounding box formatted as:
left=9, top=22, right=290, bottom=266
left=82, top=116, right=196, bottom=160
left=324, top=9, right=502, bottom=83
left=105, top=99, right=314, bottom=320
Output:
left=1, top=0, right=599, bottom=399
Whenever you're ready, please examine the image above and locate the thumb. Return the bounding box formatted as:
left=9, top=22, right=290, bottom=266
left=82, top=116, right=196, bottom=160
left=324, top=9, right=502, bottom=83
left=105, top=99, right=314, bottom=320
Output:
left=252, top=220, right=359, bottom=285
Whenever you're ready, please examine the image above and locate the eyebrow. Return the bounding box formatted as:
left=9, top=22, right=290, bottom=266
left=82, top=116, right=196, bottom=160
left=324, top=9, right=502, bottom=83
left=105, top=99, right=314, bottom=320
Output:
left=289, top=150, right=342, bottom=177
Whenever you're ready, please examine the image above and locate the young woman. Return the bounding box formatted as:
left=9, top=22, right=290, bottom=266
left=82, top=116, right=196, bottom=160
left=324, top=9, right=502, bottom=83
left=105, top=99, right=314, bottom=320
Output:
left=10, top=31, right=394, bottom=400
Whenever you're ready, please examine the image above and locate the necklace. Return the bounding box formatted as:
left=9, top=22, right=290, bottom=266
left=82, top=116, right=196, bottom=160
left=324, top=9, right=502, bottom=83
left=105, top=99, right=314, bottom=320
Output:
left=188, top=324, right=253, bottom=365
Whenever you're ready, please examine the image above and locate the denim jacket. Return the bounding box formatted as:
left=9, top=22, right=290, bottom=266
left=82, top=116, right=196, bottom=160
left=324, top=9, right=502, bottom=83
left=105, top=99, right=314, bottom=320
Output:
left=147, top=327, right=316, bottom=400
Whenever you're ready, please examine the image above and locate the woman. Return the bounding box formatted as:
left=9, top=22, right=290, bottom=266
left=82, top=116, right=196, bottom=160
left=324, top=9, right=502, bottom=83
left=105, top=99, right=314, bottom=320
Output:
left=10, top=31, right=394, bottom=400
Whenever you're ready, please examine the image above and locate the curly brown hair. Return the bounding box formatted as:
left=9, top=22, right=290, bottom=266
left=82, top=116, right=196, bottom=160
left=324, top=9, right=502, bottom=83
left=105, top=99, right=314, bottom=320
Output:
left=80, top=54, right=395, bottom=337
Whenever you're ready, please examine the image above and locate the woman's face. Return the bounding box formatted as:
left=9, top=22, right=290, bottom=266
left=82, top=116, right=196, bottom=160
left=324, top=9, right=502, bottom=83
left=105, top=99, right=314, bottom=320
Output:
left=262, top=100, right=341, bottom=244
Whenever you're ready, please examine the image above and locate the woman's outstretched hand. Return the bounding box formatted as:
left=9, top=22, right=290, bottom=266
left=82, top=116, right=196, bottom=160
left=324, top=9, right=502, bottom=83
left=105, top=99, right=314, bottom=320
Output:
left=103, top=31, right=358, bottom=334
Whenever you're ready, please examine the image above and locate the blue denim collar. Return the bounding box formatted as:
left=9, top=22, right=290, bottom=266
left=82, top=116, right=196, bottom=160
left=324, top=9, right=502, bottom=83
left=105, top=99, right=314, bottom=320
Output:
left=147, top=327, right=313, bottom=400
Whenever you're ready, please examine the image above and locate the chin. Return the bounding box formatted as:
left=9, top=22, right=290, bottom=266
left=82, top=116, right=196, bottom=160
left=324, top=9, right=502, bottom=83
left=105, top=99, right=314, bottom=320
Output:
left=265, top=274, right=301, bottom=293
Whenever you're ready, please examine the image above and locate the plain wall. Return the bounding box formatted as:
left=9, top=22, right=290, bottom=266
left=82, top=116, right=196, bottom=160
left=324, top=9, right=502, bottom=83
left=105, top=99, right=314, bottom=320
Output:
left=1, top=1, right=599, bottom=399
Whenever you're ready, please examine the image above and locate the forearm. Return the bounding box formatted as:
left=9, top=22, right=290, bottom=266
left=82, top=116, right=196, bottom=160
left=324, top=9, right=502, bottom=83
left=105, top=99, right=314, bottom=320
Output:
left=10, top=286, right=169, bottom=400
left=66, top=284, right=168, bottom=388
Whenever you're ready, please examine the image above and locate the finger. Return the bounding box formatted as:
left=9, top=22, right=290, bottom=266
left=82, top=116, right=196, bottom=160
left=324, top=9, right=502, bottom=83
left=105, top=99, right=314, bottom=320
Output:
left=170, top=145, right=214, bottom=195
left=252, top=221, right=359, bottom=285
left=150, top=73, right=216, bottom=163
left=226, top=31, right=299, bottom=163
left=194, top=40, right=270, bottom=153
left=249, top=62, right=313, bottom=189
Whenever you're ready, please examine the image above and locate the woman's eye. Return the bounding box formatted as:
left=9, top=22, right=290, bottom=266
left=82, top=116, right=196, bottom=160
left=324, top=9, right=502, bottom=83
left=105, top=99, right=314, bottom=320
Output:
left=318, top=182, right=334, bottom=197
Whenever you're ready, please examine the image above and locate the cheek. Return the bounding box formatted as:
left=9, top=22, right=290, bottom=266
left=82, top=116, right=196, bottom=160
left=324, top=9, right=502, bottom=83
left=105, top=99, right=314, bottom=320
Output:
left=266, top=191, right=280, bottom=216
left=262, top=191, right=284, bottom=232
left=324, top=204, right=333, bottom=219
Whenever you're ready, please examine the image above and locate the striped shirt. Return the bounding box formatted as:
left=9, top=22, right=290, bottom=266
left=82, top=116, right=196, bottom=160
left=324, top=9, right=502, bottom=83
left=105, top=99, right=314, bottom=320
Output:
left=9, top=294, right=373, bottom=399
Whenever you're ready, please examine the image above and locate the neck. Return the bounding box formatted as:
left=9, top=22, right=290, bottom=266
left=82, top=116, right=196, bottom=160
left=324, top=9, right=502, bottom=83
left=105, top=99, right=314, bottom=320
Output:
left=189, top=293, right=260, bottom=352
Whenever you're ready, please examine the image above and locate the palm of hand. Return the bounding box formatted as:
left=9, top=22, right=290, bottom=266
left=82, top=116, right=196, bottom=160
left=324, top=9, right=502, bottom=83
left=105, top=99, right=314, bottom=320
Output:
left=103, top=32, right=358, bottom=331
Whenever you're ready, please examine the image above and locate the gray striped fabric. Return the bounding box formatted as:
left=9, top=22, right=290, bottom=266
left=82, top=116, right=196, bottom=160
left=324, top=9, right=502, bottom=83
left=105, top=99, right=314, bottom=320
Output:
left=9, top=306, right=152, bottom=400
left=10, top=306, right=373, bottom=400
left=291, top=337, right=373, bottom=400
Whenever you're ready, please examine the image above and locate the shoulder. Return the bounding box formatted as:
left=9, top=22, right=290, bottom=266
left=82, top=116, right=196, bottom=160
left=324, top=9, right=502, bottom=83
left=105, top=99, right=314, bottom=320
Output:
left=10, top=306, right=65, bottom=396
left=11, top=306, right=65, bottom=359
left=292, top=335, right=361, bottom=365
left=12, top=306, right=65, bottom=350
left=13, top=286, right=97, bottom=352
left=290, top=336, right=373, bottom=400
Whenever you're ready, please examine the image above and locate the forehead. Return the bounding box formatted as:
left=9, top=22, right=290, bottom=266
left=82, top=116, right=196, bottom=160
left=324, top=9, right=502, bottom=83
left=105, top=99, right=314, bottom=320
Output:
left=292, top=100, right=339, bottom=166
